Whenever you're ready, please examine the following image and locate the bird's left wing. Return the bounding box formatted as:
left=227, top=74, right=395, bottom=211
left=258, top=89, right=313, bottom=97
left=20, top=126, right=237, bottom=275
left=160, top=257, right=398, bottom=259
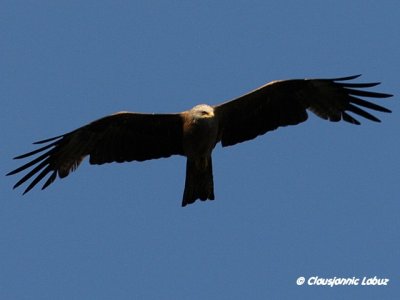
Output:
left=214, top=75, right=392, bottom=147
left=7, top=112, right=184, bottom=194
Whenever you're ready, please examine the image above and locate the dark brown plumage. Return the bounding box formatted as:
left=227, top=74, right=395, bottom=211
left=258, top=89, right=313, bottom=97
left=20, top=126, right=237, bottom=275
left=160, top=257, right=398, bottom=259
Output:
left=7, top=75, right=392, bottom=206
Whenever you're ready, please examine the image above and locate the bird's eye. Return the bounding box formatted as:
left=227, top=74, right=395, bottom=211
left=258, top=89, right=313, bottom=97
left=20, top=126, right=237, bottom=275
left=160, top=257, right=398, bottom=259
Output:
left=201, top=111, right=208, bottom=115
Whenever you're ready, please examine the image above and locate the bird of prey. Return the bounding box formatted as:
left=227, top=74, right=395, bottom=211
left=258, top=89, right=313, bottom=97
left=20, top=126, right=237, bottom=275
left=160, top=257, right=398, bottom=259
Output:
left=7, top=75, right=392, bottom=206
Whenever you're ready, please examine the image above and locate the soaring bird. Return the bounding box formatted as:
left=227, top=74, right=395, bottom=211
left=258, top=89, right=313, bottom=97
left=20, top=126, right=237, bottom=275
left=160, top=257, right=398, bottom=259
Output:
left=7, top=75, right=392, bottom=206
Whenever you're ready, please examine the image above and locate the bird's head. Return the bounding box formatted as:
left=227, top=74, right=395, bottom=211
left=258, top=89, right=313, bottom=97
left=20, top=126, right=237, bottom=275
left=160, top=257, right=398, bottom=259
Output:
left=190, top=104, right=215, bottom=120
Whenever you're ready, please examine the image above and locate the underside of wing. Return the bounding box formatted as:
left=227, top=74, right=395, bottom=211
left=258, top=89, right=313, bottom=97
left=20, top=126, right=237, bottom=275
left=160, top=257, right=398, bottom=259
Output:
left=214, top=75, right=392, bottom=147
left=7, top=112, right=185, bottom=194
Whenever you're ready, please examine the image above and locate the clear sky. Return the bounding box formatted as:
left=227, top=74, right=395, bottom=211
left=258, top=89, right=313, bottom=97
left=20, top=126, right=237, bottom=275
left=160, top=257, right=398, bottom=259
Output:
left=2, top=1, right=399, bottom=299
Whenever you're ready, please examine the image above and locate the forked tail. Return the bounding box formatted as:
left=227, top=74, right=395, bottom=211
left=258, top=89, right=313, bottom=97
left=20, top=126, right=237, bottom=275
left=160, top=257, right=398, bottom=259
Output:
left=182, top=156, right=215, bottom=206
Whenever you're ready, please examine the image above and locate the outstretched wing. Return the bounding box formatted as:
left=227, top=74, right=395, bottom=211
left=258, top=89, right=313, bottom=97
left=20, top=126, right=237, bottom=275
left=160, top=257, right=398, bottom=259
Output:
left=214, top=75, right=392, bottom=147
left=7, top=112, right=185, bottom=194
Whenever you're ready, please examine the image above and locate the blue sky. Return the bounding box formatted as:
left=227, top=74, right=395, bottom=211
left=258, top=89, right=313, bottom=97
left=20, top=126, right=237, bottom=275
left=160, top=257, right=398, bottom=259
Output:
left=2, top=1, right=399, bottom=299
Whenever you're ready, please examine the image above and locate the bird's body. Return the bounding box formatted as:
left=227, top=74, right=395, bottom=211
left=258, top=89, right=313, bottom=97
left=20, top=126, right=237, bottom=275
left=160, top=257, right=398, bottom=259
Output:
left=7, top=75, right=392, bottom=206
left=181, top=105, right=219, bottom=205
left=182, top=105, right=218, bottom=158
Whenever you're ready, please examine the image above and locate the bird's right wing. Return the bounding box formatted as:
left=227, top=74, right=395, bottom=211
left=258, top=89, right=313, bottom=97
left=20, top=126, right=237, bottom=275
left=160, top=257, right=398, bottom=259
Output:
left=7, top=112, right=185, bottom=194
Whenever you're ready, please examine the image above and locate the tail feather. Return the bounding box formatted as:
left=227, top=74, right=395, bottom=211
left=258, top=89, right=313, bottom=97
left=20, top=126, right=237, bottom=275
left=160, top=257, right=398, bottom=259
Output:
left=182, top=156, right=215, bottom=206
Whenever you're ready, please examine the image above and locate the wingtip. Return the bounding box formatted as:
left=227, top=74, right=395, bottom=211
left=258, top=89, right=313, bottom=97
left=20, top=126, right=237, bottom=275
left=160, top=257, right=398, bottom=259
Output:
left=381, top=93, right=394, bottom=99
left=13, top=181, right=23, bottom=190
left=22, top=183, right=35, bottom=195
left=367, top=117, right=382, bottom=123
left=333, top=74, right=362, bottom=81
left=33, top=134, right=64, bottom=144
left=12, top=184, right=27, bottom=195
left=13, top=154, right=27, bottom=160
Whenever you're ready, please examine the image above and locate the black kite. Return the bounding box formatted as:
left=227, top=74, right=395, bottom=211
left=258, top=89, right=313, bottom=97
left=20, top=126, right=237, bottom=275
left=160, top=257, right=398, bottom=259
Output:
left=7, top=75, right=392, bottom=206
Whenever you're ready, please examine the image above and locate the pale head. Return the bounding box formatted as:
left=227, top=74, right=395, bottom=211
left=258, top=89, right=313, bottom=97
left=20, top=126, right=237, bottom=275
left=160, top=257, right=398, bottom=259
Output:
left=190, top=104, right=215, bottom=120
